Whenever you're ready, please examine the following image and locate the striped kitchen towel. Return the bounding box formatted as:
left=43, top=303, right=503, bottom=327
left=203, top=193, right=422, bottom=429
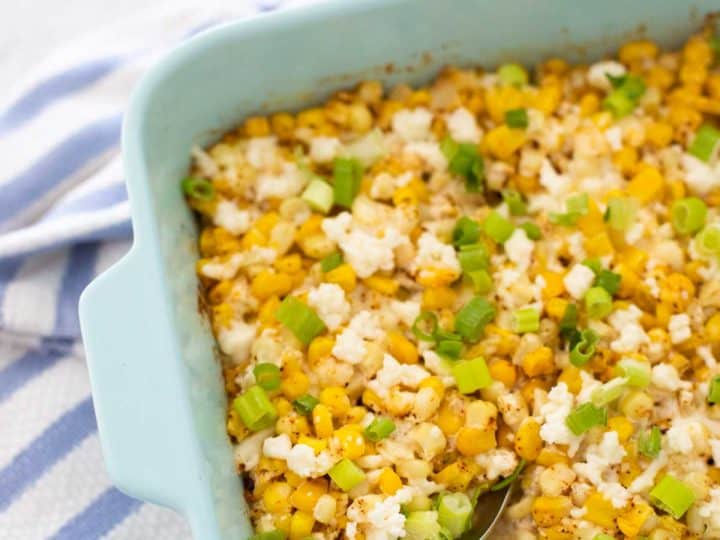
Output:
left=0, top=1, right=322, bottom=538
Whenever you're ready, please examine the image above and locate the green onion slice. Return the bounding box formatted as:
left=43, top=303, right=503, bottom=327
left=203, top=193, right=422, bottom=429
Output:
left=490, top=459, right=527, bottom=492
left=253, top=363, right=281, bottom=391
left=565, top=402, right=607, bottom=435
left=688, top=124, right=720, bottom=162
left=233, top=386, right=278, bottom=431
left=413, top=311, right=439, bottom=342
left=498, top=63, right=528, bottom=86
left=671, top=197, right=707, bottom=235
left=505, top=108, right=529, bottom=129
left=182, top=177, right=215, bottom=201
left=520, top=222, right=542, bottom=240
left=708, top=375, right=720, bottom=404
left=275, top=296, right=326, bottom=345
left=585, top=286, right=613, bottom=319
left=452, top=357, right=493, bottom=394
left=301, top=179, right=334, bottom=213
left=502, top=189, right=527, bottom=215
left=251, top=530, right=287, bottom=540
left=649, top=475, right=696, bottom=519
left=441, top=137, right=485, bottom=192
left=458, top=243, right=490, bottom=272
left=615, top=358, right=651, bottom=388
left=569, top=329, right=599, bottom=367
left=695, top=225, right=720, bottom=257
left=595, top=269, right=621, bottom=296
left=293, top=394, right=319, bottom=415
left=364, top=417, right=396, bottom=441
left=550, top=193, right=589, bottom=226
left=582, top=258, right=603, bottom=275
left=436, top=339, right=463, bottom=360
left=454, top=297, right=496, bottom=342
left=483, top=211, right=515, bottom=243
left=320, top=252, right=343, bottom=272
left=467, top=269, right=493, bottom=294
left=332, top=157, right=363, bottom=208
left=605, top=196, right=638, bottom=232
left=452, top=216, right=481, bottom=247
left=437, top=492, right=473, bottom=538
left=512, top=307, right=540, bottom=334
left=329, top=459, right=366, bottom=491
left=638, top=426, right=662, bottom=459
left=591, top=377, right=628, bottom=407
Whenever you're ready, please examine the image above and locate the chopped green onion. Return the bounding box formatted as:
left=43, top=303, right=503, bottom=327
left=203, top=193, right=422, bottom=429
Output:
left=467, top=269, right=493, bottom=294
left=559, top=303, right=579, bottom=340
left=593, top=535, right=615, bottom=540
left=615, top=358, right=651, bottom=388
left=603, top=90, right=634, bottom=118
left=569, top=328, right=599, bottom=367
left=458, top=243, right=490, bottom=272
left=454, top=297, right=496, bottom=342
left=490, top=459, right=526, bottom=491
left=452, top=357, right=493, bottom=394
left=505, top=108, right=529, bottom=129
left=649, top=475, right=696, bottom=519
left=434, top=328, right=463, bottom=342
left=413, top=312, right=439, bottom=342
left=608, top=73, right=646, bottom=99
left=293, top=394, right=319, bottom=415
left=605, top=196, right=638, bottom=232
left=708, top=376, right=720, bottom=404
left=603, top=74, right=646, bottom=119
left=520, top=222, right=542, bottom=240
left=582, top=258, right=603, bottom=275
left=591, top=377, right=628, bottom=407
left=688, top=124, right=720, bottom=162
left=513, top=307, right=540, bottom=334
left=585, top=286, right=613, bottom=319
left=329, top=459, right=366, bottom=491
left=364, top=417, right=396, bottom=441
left=251, top=530, right=287, bottom=540
left=565, top=402, right=607, bottom=435
left=437, top=339, right=463, bottom=360
left=437, top=492, right=473, bottom=538
left=502, top=189, right=527, bottom=216
left=671, top=197, right=707, bottom=235
left=638, top=426, right=662, bottom=459
left=332, top=157, right=363, bottom=208
left=404, top=511, right=444, bottom=540
left=253, top=363, right=281, bottom=391
left=711, top=35, right=720, bottom=57
left=595, top=269, right=621, bottom=296
left=441, top=137, right=485, bottom=192
left=483, top=211, right=515, bottom=243
left=498, top=63, right=528, bottom=86
left=233, top=386, right=277, bottom=431
left=182, top=177, right=215, bottom=200
left=320, top=252, right=343, bottom=272
left=550, top=193, right=589, bottom=226
left=695, top=225, right=720, bottom=256
left=452, top=216, right=481, bottom=247
left=275, top=296, right=326, bottom=345
left=301, top=179, right=334, bottom=213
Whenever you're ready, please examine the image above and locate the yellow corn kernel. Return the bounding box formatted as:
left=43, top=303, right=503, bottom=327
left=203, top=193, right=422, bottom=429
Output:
left=583, top=491, right=619, bottom=529
left=379, top=467, right=403, bottom=495
left=255, top=212, right=280, bottom=235
left=364, top=275, right=399, bottom=296
left=483, top=125, right=527, bottom=161
left=296, top=214, right=323, bottom=241
left=658, top=515, right=687, bottom=537
left=613, top=146, right=639, bottom=177
left=284, top=471, right=304, bottom=488
left=607, top=416, right=634, bottom=443
left=627, top=166, right=664, bottom=203
left=251, top=270, right=293, bottom=301
left=521, top=346, right=555, bottom=377
left=489, top=359, right=517, bottom=388
left=645, top=121, right=673, bottom=148
left=541, top=271, right=565, bottom=299
left=434, top=460, right=476, bottom=490
left=521, top=378, right=547, bottom=407
left=533, top=82, right=562, bottom=115
left=211, top=303, right=234, bottom=329
left=422, top=287, right=457, bottom=310
left=558, top=365, right=583, bottom=394
left=346, top=406, right=368, bottom=424
left=263, top=482, right=293, bottom=514
left=584, top=230, right=615, bottom=258
left=388, top=331, right=419, bottom=364
left=617, top=499, right=654, bottom=537
left=297, top=107, right=326, bottom=129
left=621, top=246, right=649, bottom=273
left=437, top=405, right=464, bottom=436
left=619, top=40, right=659, bottom=64
left=281, top=371, right=310, bottom=400
left=333, top=425, right=366, bottom=459
left=273, top=397, right=293, bottom=417
left=297, top=436, right=328, bottom=454
left=273, top=513, right=292, bottom=535
left=418, top=377, right=444, bottom=397
left=545, top=298, right=569, bottom=321
left=208, top=280, right=232, bottom=305
left=227, top=409, right=247, bottom=440
left=243, top=116, right=271, bottom=137
left=579, top=92, right=600, bottom=116
left=290, top=479, right=327, bottom=513
left=362, top=388, right=383, bottom=410
left=392, top=186, right=418, bottom=207
left=276, top=415, right=311, bottom=443
left=320, top=387, right=351, bottom=417
left=485, top=85, right=525, bottom=123
left=515, top=418, right=543, bottom=461
left=536, top=448, right=570, bottom=467
left=312, top=404, right=333, bottom=439
left=325, top=263, right=357, bottom=293
left=270, top=112, right=295, bottom=141
left=308, top=336, right=335, bottom=365
left=531, top=496, right=572, bottom=528
left=274, top=254, right=303, bottom=274
left=576, top=201, right=605, bottom=236
left=417, top=268, right=459, bottom=288
left=706, top=313, right=720, bottom=343
left=289, top=511, right=315, bottom=540
left=456, top=426, right=496, bottom=456
left=540, top=524, right=575, bottom=540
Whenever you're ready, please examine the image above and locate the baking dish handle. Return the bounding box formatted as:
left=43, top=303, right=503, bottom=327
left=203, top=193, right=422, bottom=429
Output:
left=79, top=246, right=192, bottom=511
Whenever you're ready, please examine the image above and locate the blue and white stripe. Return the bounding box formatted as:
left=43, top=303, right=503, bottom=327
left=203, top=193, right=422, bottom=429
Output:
left=0, top=1, right=324, bottom=537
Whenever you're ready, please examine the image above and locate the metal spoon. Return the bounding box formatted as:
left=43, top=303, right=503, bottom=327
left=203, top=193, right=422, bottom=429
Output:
left=459, top=484, right=514, bottom=540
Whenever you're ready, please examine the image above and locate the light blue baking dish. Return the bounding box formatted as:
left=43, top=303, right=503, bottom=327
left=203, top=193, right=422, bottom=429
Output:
left=79, top=1, right=718, bottom=538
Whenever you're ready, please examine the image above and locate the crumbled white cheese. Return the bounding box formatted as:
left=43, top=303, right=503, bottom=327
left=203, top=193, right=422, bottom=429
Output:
left=332, top=310, right=382, bottom=365
left=573, top=431, right=629, bottom=508
left=644, top=276, right=660, bottom=298
left=310, top=136, right=342, bottom=163
left=367, top=354, right=431, bottom=398
left=262, top=433, right=292, bottom=460
left=307, top=283, right=350, bottom=331
left=651, top=363, right=690, bottom=392
left=347, top=488, right=415, bottom=540
left=539, top=383, right=583, bottom=455
left=667, top=419, right=703, bottom=454
left=587, top=61, right=626, bottom=90
left=389, top=299, right=421, bottom=327
left=286, top=444, right=335, bottom=478
left=505, top=228, right=535, bottom=270
left=629, top=451, right=668, bottom=493
left=214, top=199, right=251, bottom=235
left=235, top=428, right=273, bottom=470
left=392, top=107, right=433, bottom=142
left=475, top=449, right=518, bottom=481
left=403, top=141, right=448, bottom=171
left=609, top=305, right=649, bottom=353
left=191, top=145, right=219, bottom=177
left=604, top=126, right=623, bottom=150
left=697, top=487, right=720, bottom=537
left=218, top=320, right=256, bottom=364
left=370, top=171, right=414, bottom=200
left=445, top=107, right=481, bottom=143
left=625, top=222, right=645, bottom=245
left=699, top=346, right=718, bottom=370
left=322, top=212, right=408, bottom=278
left=682, top=153, right=720, bottom=195
left=577, top=370, right=602, bottom=404
left=710, top=439, right=720, bottom=466
left=563, top=264, right=595, bottom=299
left=256, top=162, right=306, bottom=200
left=539, top=159, right=571, bottom=196
left=246, top=137, right=277, bottom=169
left=668, top=313, right=692, bottom=344
left=413, top=232, right=461, bottom=276
left=566, top=231, right=586, bottom=262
